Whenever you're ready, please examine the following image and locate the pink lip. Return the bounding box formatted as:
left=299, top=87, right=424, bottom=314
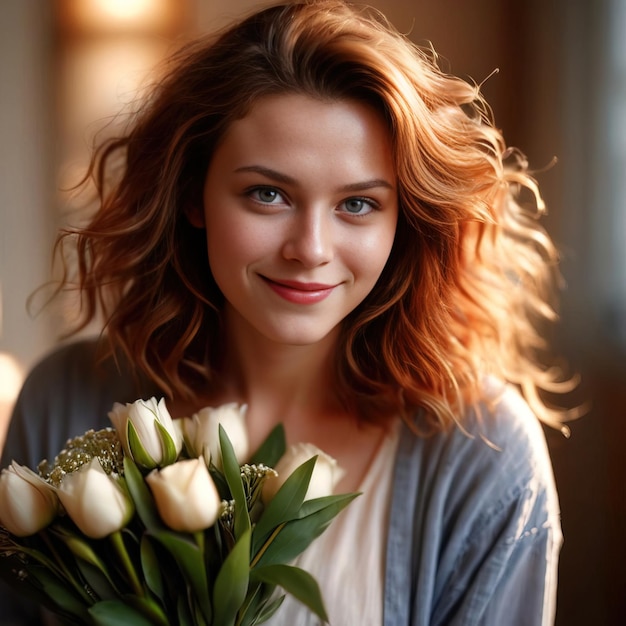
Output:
left=261, top=277, right=336, bottom=304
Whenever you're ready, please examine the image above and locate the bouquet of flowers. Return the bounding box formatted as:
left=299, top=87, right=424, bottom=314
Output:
left=0, top=398, right=357, bottom=625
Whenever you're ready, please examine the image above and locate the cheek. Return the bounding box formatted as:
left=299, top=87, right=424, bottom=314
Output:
left=205, top=213, right=271, bottom=279
left=352, top=225, right=397, bottom=283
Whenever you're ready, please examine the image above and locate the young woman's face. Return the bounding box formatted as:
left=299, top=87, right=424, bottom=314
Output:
left=198, top=93, right=398, bottom=347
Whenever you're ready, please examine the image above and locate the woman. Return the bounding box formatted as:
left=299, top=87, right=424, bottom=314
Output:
left=1, top=1, right=568, bottom=623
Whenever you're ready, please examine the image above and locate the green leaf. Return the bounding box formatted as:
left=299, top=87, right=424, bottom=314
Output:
left=123, top=456, right=163, bottom=531
left=130, top=595, right=170, bottom=626
left=50, top=526, right=120, bottom=595
left=251, top=457, right=316, bottom=555
left=237, top=583, right=284, bottom=626
left=2, top=539, right=66, bottom=581
left=140, top=535, right=165, bottom=602
left=208, top=464, right=230, bottom=500
left=177, top=593, right=195, bottom=626
left=191, top=595, right=210, bottom=626
left=88, top=599, right=159, bottom=626
left=251, top=564, right=328, bottom=622
left=11, top=532, right=96, bottom=605
left=212, top=527, right=251, bottom=626
left=127, top=420, right=158, bottom=468
left=0, top=535, right=91, bottom=620
left=219, top=425, right=251, bottom=540
left=234, top=582, right=262, bottom=626
left=253, top=493, right=359, bottom=568
left=75, top=559, right=118, bottom=601
left=298, top=492, right=361, bottom=518
left=28, top=565, right=92, bottom=621
left=249, top=424, right=286, bottom=467
left=250, top=594, right=286, bottom=625
left=155, top=420, right=178, bottom=466
left=149, top=529, right=211, bottom=623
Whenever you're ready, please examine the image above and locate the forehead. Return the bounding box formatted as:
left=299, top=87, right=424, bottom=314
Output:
left=238, top=91, right=386, bottom=130
left=210, top=92, right=395, bottom=176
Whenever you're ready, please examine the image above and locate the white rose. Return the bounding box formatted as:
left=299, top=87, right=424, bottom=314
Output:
left=185, top=403, right=249, bottom=469
left=0, top=462, right=59, bottom=536
left=146, top=458, right=221, bottom=532
left=58, top=458, right=135, bottom=539
left=262, top=443, right=344, bottom=504
left=108, top=397, right=183, bottom=469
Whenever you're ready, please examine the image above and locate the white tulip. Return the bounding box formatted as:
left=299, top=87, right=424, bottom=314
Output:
left=108, top=397, right=183, bottom=469
left=146, top=458, right=221, bottom=532
left=58, top=458, right=134, bottom=539
left=172, top=417, right=186, bottom=450
left=185, top=403, right=249, bottom=469
left=0, top=462, right=59, bottom=536
left=262, top=443, right=344, bottom=504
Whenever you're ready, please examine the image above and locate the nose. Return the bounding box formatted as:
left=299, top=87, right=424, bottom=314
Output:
left=281, top=207, right=334, bottom=268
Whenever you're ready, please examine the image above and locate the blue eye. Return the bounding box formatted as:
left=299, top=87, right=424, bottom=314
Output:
left=341, top=197, right=376, bottom=215
left=250, top=187, right=284, bottom=204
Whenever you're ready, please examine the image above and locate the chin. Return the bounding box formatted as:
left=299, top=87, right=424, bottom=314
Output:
left=262, top=322, right=340, bottom=348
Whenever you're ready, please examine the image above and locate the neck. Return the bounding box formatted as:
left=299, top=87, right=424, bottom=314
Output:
left=173, top=308, right=393, bottom=493
left=218, top=309, right=345, bottom=450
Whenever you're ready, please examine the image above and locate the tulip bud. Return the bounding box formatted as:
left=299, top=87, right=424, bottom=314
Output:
left=146, top=458, right=221, bottom=532
left=0, top=462, right=59, bottom=536
left=108, top=397, right=183, bottom=469
left=172, top=417, right=186, bottom=450
left=185, top=403, right=249, bottom=469
left=262, top=443, right=344, bottom=504
left=58, top=458, right=134, bottom=539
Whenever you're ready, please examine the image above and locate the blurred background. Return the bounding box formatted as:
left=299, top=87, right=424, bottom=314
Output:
left=0, top=0, right=624, bottom=623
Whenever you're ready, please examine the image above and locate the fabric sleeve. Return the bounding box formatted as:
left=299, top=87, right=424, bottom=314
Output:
left=385, top=383, right=562, bottom=626
left=432, top=468, right=561, bottom=625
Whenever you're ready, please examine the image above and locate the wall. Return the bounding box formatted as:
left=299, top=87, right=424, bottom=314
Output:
left=0, top=1, right=56, bottom=447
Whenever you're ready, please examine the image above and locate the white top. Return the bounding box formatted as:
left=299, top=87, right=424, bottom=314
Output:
left=265, top=424, right=400, bottom=625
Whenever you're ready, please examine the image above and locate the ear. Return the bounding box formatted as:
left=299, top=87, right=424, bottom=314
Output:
left=185, top=204, right=206, bottom=229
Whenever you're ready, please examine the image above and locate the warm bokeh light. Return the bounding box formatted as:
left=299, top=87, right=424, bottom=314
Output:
left=55, top=0, right=185, bottom=211
left=0, top=352, right=24, bottom=455
left=0, top=353, right=23, bottom=405
left=58, top=37, right=170, bottom=158
left=89, top=0, right=158, bottom=23
left=57, top=0, right=182, bottom=35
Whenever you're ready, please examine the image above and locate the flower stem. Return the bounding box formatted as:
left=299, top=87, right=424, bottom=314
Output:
left=194, top=530, right=205, bottom=555
left=110, top=530, right=143, bottom=596
left=250, top=523, right=285, bottom=569
left=40, top=530, right=94, bottom=604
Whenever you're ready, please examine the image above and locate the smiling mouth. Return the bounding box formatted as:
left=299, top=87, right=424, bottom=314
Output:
left=260, top=276, right=337, bottom=304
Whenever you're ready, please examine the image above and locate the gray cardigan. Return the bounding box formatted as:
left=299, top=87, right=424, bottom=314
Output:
left=0, top=340, right=561, bottom=625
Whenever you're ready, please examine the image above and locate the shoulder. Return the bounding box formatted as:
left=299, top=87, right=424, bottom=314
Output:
left=464, top=380, right=556, bottom=486
left=394, top=380, right=560, bottom=561
left=409, top=380, right=554, bottom=485
left=14, top=339, right=130, bottom=420
left=18, top=337, right=155, bottom=400
left=21, top=338, right=123, bottom=386
left=1, top=339, right=158, bottom=468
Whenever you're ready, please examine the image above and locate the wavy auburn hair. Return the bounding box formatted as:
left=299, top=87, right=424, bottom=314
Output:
left=57, top=0, right=570, bottom=430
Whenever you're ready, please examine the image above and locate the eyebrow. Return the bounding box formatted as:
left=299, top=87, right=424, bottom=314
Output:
left=234, top=165, right=394, bottom=192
